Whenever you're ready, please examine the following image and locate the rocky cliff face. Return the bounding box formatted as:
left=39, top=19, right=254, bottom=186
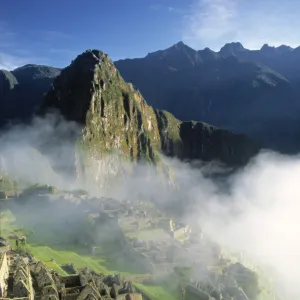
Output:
left=41, top=50, right=259, bottom=180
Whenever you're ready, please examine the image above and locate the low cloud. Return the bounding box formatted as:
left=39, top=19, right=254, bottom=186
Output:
left=180, top=152, right=300, bottom=299
left=0, top=52, right=32, bottom=70
left=1, top=114, right=300, bottom=299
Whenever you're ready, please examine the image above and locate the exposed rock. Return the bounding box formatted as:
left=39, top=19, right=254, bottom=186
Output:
left=41, top=49, right=259, bottom=172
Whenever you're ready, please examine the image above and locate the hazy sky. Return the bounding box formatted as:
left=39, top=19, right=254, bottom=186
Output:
left=0, top=0, right=299, bottom=69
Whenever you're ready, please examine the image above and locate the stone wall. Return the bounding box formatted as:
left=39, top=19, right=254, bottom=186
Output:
left=12, top=257, right=34, bottom=300
left=76, top=283, right=101, bottom=300
left=58, top=275, right=81, bottom=288
left=0, top=253, right=8, bottom=297
left=172, top=224, right=191, bottom=239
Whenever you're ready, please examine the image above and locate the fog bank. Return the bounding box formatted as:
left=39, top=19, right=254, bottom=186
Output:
left=0, top=115, right=299, bottom=299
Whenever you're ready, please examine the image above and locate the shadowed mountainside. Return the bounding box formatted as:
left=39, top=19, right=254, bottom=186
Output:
left=0, top=64, right=60, bottom=126
left=40, top=49, right=259, bottom=167
left=115, top=42, right=300, bottom=153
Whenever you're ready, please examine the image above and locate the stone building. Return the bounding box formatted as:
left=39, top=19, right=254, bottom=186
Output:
left=1, top=248, right=143, bottom=300
left=0, top=252, right=34, bottom=300
left=12, top=257, right=34, bottom=300
left=171, top=224, right=191, bottom=239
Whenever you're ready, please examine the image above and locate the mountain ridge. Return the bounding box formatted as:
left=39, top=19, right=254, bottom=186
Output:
left=40, top=49, right=259, bottom=170
left=0, top=64, right=60, bottom=126
left=2, top=41, right=300, bottom=153
left=115, top=41, right=300, bottom=153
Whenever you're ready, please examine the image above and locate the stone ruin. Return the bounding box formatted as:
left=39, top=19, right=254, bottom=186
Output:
left=0, top=251, right=34, bottom=300
left=0, top=250, right=142, bottom=300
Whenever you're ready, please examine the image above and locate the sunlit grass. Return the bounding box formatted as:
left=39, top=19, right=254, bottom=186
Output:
left=27, top=245, right=108, bottom=274
left=134, top=283, right=179, bottom=300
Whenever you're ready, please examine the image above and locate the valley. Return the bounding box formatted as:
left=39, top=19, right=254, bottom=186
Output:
left=0, top=33, right=296, bottom=300
left=0, top=0, right=299, bottom=297
left=0, top=184, right=276, bottom=300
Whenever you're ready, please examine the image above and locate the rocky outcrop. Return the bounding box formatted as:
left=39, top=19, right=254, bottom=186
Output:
left=41, top=49, right=259, bottom=172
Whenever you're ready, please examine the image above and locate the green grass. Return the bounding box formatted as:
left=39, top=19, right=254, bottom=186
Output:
left=1, top=209, right=182, bottom=300
left=134, top=283, right=179, bottom=300
left=26, top=245, right=108, bottom=274
left=0, top=210, right=20, bottom=239
left=44, top=261, right=68, bottom=275
left=27, top=244, right=146, bottom=277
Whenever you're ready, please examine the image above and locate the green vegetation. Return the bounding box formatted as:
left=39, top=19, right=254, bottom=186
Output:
left=0, top=174, right=18, bottom=197
left=42, top=48, right=257, bottom=187
left=26, top=245, right=108, bottom=274
left=44, top=261, right=68, bottom=275
left=0, top=210, right=18, bottom=239
left=20, top=184, right=57, bottom=197
left=134, top=283, right=179, bottom=300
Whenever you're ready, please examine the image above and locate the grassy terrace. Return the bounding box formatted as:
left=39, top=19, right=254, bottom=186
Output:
left=27, top=245, right=108, bottom=275
left=0, top=209, right=179, bottom=300
left=134, top=283, right=179, bottom=300
left=26, top=245, right=178, bottom=299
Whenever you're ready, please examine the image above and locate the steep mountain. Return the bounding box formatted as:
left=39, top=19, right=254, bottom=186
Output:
left=0, top=64, right=61, bottom=126
left=2, top=41, right=299, bottom=153
left=41, top=49, right=258, bottom=170
left=115, top=42, right=300, bottom=153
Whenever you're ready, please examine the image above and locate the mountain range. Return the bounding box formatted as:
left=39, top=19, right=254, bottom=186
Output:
left=0, top=64, right=60, bottom=126
left=115, top=41, right=300, bottom=153
left=1, top=41, right=300, bottom=168
left=39, top=49, right=258, bottom=170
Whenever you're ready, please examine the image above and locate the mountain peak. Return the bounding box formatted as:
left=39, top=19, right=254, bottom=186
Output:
left=198, top=47, right=219, bottom=61
left=220, top=42, right=245, bottom=56
left=70, top=49, right=112, bottom=69
left=170, top=41, right=195, bottom=53
left=12, top=64, right=61, bottom=81
left=275, top=44, right=294, bottom=54
left=203, top=47, right=213, bottom=52
left=75, top=49, right=109, bottom=61
left=42, top=49, right=124, bottom=123
left=42, top=48, right=258, bottom=166
left=174, top=41, right=186, bottom=48
left=260, top=44, right=293, bottom=55
left=261, top=43, right=273, bottom=50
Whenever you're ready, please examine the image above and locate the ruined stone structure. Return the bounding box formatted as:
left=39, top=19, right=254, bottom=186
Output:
left=159, top=218, right=174, bottom=232
left=158, top=218, right=191, bottom=240
left=12, top=257, right=34, bottom=300
left=0, top=249, right=142, bottom=300
left=0, top=253, right=9, bottom=298
left=0, top=251, right=34, bottom=300
left=170, top=224, right=191, bottom=240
